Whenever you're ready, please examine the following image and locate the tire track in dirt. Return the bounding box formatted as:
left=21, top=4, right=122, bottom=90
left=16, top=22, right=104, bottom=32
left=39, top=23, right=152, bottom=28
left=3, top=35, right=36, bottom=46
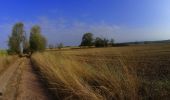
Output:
left=0, top=58, right=23, bottom=100
left=16, top=58, right=52, bottom=100
left=1, top=58, right=53, bottom=100
left=2, top=58, right=24, bottom=100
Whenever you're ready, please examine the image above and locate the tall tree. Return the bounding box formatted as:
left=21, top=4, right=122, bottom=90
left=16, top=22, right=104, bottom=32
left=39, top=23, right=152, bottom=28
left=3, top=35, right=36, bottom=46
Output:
left=29, top=25, right=47, bottom=52
left=8, top=22, right=24, bottom=54
left=80, top=33, right=94, bottom=46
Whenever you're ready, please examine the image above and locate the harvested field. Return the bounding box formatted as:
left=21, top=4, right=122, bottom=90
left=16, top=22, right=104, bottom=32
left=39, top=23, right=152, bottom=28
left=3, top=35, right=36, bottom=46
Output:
left=0, top=44, right=169, bottom=100
left=31, top=44, right=170, bottom=99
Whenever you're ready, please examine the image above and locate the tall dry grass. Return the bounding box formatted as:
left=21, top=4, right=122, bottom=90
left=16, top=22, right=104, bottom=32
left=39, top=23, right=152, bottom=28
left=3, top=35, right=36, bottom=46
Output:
left=31, top=52, right=139, bottom=100
left=0, top=55, right=17, bottom=75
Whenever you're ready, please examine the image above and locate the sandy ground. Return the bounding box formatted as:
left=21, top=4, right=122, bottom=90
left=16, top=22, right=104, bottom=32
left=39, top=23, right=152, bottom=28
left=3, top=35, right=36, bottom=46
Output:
left=0, top=58, right=53, bottom=100
left=0, top=58, right=23, bottom=100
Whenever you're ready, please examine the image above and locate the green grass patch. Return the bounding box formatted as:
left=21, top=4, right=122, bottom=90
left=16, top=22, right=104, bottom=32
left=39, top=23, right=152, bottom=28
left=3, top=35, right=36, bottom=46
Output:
left=0, top=50, right=8, bottom=56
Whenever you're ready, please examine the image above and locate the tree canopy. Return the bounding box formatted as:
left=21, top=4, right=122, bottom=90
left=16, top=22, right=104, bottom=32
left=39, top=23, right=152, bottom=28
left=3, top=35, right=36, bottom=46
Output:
left=8, top=22, right=24, bottom=54
left=29, top=25, right=47, bottom=52
left=80, top=33, right=94, bottom=46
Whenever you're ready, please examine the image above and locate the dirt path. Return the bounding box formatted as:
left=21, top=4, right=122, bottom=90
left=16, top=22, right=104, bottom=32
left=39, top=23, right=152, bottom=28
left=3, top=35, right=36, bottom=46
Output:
left=0, top=58, right=23, bottom=98
left=0, top=58, right=53, bottom=100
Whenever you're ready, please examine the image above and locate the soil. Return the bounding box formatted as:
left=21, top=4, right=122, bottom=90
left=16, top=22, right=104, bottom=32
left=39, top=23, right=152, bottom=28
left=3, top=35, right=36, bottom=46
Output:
left=0, top=58, right=53, bottom=100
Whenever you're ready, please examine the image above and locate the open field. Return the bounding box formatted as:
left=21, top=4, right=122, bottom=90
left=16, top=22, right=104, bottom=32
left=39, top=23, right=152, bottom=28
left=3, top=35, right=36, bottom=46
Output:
left=31, top=44, right=170, bottom=100
left=1, top=0, right=170, bottom=99
left=0, top=44, right=169, bottom=100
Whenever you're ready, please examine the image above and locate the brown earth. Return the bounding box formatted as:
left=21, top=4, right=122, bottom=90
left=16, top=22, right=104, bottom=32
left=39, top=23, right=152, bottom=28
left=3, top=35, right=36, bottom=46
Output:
left=0, top=58, right=53, bottom=100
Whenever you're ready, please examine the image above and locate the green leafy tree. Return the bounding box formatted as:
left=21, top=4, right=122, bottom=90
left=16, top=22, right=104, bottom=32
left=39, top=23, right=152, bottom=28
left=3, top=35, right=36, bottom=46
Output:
left=94, top=37, right=105, bottom=47
left=29, top=25, right=47, bottom=52
left=94, top=37, right=109, bottom=47
left=80, top=33, right=94, bottom=46
left=8, top=22, right=24, bottom=54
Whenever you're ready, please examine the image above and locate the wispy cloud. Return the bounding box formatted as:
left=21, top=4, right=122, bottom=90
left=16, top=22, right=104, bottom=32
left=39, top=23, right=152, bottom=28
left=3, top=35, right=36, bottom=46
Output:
left=0, top=16, right=170, bottom=48
left=34, top=16, right=120, bottom=46
left=37, top=17, right=170, bottom=46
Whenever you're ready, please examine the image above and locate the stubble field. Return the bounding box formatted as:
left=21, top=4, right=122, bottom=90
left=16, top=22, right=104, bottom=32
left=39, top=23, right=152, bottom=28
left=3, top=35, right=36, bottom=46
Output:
left=31, top=44, right=170, bottom=100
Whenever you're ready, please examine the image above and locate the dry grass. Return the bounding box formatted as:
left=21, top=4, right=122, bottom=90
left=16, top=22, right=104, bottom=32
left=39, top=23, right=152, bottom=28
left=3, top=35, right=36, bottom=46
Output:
left=31, top=44, right=170, bottom=100
left=0, top=55, right=17, bottom=75
left=31, top=52, right=139, bottom=99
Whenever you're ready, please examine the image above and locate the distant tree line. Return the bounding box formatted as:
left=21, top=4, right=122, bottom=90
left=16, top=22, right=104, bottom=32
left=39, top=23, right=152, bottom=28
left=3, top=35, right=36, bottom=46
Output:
left=8, top=22, right=47, bottom=55
left=80, top=33, right=115, bottom=47
left=48, top=43, right=64, bottom=49
left=8, top=23, right=116, bottom=55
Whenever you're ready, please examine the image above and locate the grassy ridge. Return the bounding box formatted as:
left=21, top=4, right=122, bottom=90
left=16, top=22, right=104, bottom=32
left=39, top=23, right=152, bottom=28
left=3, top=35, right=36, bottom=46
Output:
left=31, top=52, right=139, bottom=100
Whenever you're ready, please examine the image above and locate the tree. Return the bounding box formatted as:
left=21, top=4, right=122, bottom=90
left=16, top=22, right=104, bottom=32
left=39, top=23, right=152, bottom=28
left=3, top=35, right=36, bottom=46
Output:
left=110, top=38, right=115, bottom=46
left=103, top=38, right=109, bottom=47
left=80, top=33, right=94, bottom=46
left=8, top=22, right=24, bottom=54
left=94, top=37, right=105, bottom=47
left=94, top=37, right=109, bottom=47
left=29, top=25, right=47, bottom=52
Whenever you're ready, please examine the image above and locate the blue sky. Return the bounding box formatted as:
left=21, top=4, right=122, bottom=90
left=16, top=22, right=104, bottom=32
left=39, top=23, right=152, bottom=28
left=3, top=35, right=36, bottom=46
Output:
left=0, top=0, right=170, bottom=48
